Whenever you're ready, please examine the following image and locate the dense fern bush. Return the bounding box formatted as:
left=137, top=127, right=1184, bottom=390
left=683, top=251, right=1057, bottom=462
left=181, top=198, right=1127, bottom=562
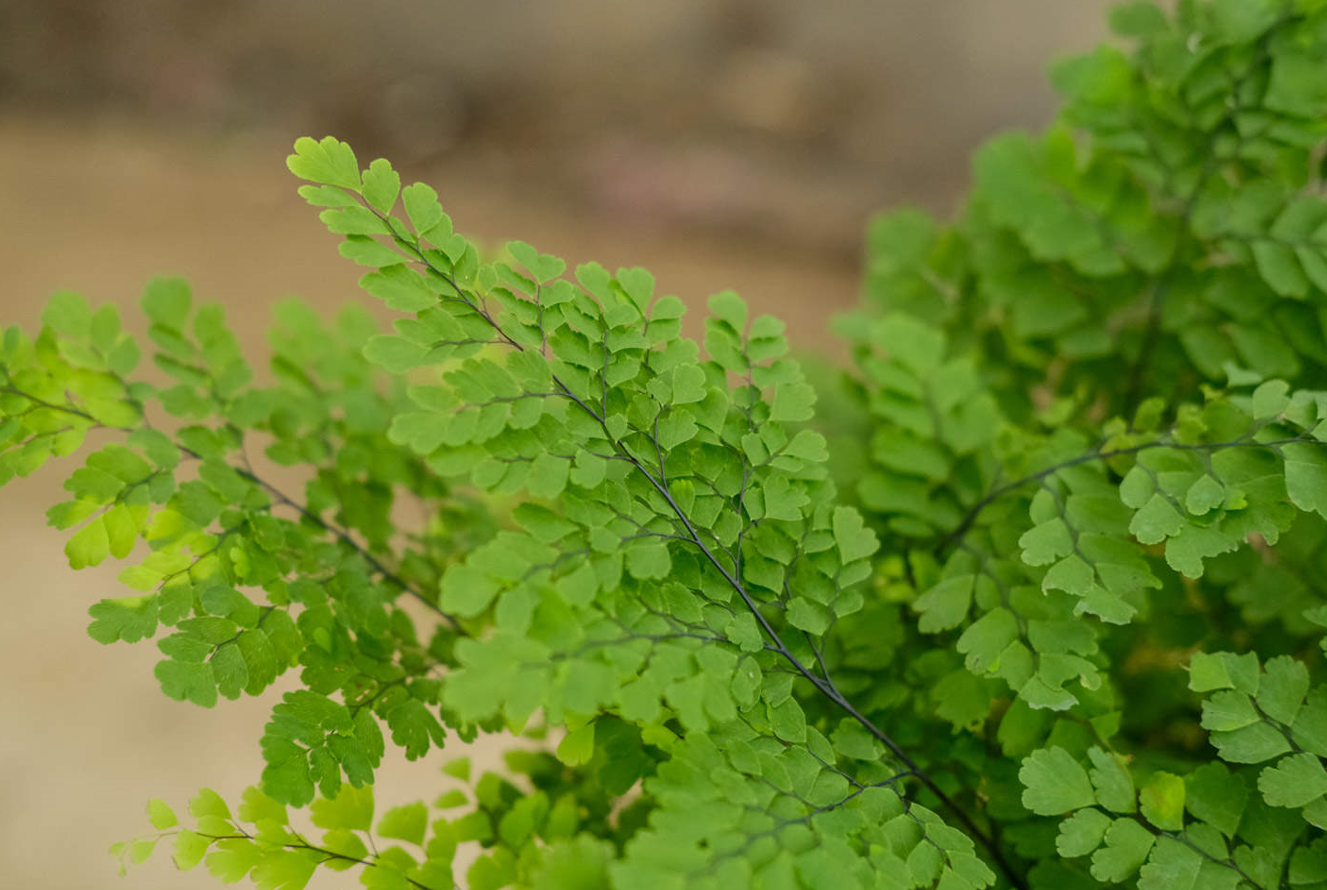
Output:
left=8, top=2, right=1327, bottom=888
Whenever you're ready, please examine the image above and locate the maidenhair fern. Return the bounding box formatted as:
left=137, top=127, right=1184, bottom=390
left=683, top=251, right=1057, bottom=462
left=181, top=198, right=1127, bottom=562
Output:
left=5, top=1, right=1327, bottom=888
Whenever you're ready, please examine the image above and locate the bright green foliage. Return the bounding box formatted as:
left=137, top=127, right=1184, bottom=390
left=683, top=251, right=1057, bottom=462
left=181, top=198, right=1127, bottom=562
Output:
left=1185, top=652, right=1327, bottom=832
left=276, top=129, right=991, bottom=888
left=819, top=2, right=1327, bottom=886
left=9, top=2, right=1327, bottom=889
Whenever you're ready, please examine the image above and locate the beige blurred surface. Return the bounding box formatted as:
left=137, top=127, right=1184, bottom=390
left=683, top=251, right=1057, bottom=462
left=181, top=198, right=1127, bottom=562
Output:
left=0, top=2, right=1118, bottom=887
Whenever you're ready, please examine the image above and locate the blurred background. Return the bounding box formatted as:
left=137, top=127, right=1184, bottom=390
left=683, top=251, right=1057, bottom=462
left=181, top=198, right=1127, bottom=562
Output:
left=0, top=1, right=1119, bottom=886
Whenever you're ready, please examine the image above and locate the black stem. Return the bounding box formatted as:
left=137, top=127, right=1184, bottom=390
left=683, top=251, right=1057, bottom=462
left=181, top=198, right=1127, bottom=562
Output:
left=369, top=205, right=1028, bottom=888
left=937, top=434, right=1315, bottom=556
left=1, top=383, right=465, bottom=633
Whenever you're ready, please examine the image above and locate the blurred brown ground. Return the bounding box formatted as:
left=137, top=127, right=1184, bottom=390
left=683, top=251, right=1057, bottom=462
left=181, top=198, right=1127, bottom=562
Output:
left=0, top=2, right=1118, bottom=887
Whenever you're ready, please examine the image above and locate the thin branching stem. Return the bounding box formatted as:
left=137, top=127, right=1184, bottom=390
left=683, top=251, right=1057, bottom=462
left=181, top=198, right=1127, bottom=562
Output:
left=938, top=433, right=1318, bottom=556
left=364, top=198, right=1027, bottom=886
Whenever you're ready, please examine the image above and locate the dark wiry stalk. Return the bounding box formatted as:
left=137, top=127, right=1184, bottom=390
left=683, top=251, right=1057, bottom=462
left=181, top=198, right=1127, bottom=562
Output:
left=362, top=198, right=1029, bottom=889
left=937, top=434, right=1318, bottom=556
left=0, top=382, right=466, bottom=634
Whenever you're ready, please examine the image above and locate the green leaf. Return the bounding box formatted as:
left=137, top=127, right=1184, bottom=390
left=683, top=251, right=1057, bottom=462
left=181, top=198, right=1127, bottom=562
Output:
left=339, top=235, right=404, bottom=267
left=708, top=290, right=748, bottom=330
left=1020, top=747, right=1097, bottom=815
left=384, top=699, right=446, bottom=761
left=769, top=698, right=807, bottom=743
left=670, top=364, right=707, bottom=404
left=1185, top=763, right=1246, bottom=838
left=1136, top=838, right=1226, bottom=890
left=377, top=802, right=427, bottom=846
left=42, top=290, right=92, bottom=338
left=1202, top=691, right=1260, bottom=732
left=932, top=669, right=994, bottom=730
left=87, top=595, right=158, bottom=644
left=173, top=828, right=210, bottom=871
left=287, top=136, right=361, bottom=190
left=297, top=185, right=357, bottom=208
left=65, top=516, right=110, bottom=569
left=361, top=158, right=401, bottom=215
left=1295, top=688, right=1327, bottom=757
left=129, top=838, right=157, bottom=865
left=1109, top=1, right=1169, bottom=36
left=441, top=565, right=499, bottom=618
left=1290, top=838, right=1327, bottom=884
left=1090, top=818, right=1154, bottom=883
left=401, top=182, right=450, bottom=239
left=1139, top=771, right=1185, bottom=831
left=873, top=313, right=946, bottom=374
left=1258, top=753, right=1327, bottom=808
left=1210, top=0, right=1282, bottom=41
left=508, top=240, right=566, bottom=284
left=616, top=267, right=654, bottom=310
left=107, top=336, right=141, bottom=375
left=1184, top=475, right=1225, bottom=516
left=1087, top=747, right=1136, bottom=814
left=656, top=411, right=697, bottom=450
left=532, top=836, right=613, bottom=890
left=724, top=612, right=764, bottom=653
left=435, top=789, right=467, bottom=809
left=186, top=788, right=230, bottom=823
left=239, top=787, right=288, bottom=827
left=554, top=561, right=598, bottom=608
left=787, top=597, right=831, bottom=635
left=310, top=784, right=374, bottom=831
left=127, top=429, right=181, bottom=470
left=206, top=838, right=263, bottom=883
left=1019, top=518, right=1073, bottom=565
left=364, top=335, right=429, bottom=373
left=212, top=642, right=248, bottom=700
left=361, top=265, right=438, bottom=313
left=1251, top=379, right=1291, bottom=419
left=569, top=451, right=607, bottom=489
left=785, top=429, right=829, bottom=463
left=142, top=278, right=192, bottom=330
left=155, top=658, right=217, bottom=708
left=913, top=575, right=973, bottom=632
left=770, top=382, right=816, bottom=422
left=1211, top=722, right=1293, bottom=763
left=442, top=757, right=471, bottom=781
left=1283, top=442, right=1327, bottom=519
left=1188, top=651, right=1260, bottom=695
left=957, top=607, right=1019, bottom=677
left=1057, top=808, right=1112, bottom=857
left=1257, top=655, right=1309, bottom=725
left=90, top=303, right=123, bottom=351
left=250, top=849, right=317, bottom=890
left=832, top=506, right=878, bottom=564
left=103, top=504, right=138, bottom=558
left=1164, top=523, right=1238, bottom=578
left=625, top=541, right=671, bottom=580
left=557, top=722, right=595, bottom=766
left=325, top=198, right=391, bottom=234
left=147, top=797, right=178, bottom=830
left=1253, top=240, right=1309, bottom=297
left=528, top=452, right=568, bottom=499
